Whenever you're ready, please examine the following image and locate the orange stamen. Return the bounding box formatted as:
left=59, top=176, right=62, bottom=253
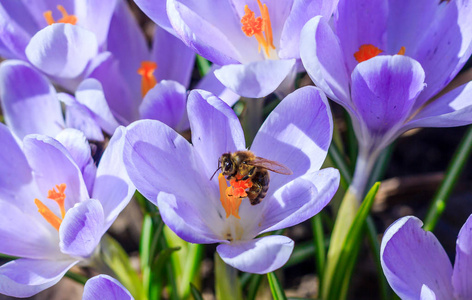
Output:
left=43, top=5, right=77, bottom=26
left=218, top=174, right=253, bottom=219
left=34, top=183, right=67, bottom=231
left=397, top=46, right=406, bottom=55
left=240, top=0, right=275, bottom=57
left=354, top=44, right=383, bottom=63
left=137, top=61, right=158, bottom=97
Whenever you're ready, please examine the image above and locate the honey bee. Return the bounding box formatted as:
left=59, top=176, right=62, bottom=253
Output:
left=211, top=150, right=292, bottom=205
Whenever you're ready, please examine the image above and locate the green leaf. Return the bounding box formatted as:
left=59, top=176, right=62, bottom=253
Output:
left=215, top=253, right=243, bottom=300
left=267, top=272, right=287, bottom=300
left=285, top=242, right=315, bottom=267
left=100, top=235, right=146, bottom=300
left=64, top=271, right=88, bottom=285
left=424, top=125, right=472, bottom=232
left=152, top=246, right=181, bottom=273
left=247, top=274, right=263, bottom=300
left=190, top=283, right=204, bottom=300
left=312, top=214, right=326, bottom=288
left=196, top=55, right=211, bottom=77
left=326, top=182, right=380, bottom=300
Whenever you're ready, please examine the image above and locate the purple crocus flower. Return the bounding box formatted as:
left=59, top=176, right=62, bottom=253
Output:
left=381, top=215, right=472, bottom=299
left=83, top=275, right=133, bottom=300
left=84, top=0, right=239, bottom=130
left=0, top=0, right=117, bottom=91
left=123, top=87, right=340, bottom=273
left=134, top=0, right=339, bottom=98
left=300, top=0, right=472, bottom=197
left=0, top=60, right=119, bottom=142
left=0, top=124, right=134, bottom=297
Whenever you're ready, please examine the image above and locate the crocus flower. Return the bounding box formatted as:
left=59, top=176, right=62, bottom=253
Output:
left=82, top=0, right=239, bottom=130
left=300, top=0, right=472, bottom=198
left=134, top=0, right=339, bottom=98
left=0, top=0, right=117, bottom=90
left=83, top=275, right=133, bottom=300
left=381, top=215, right=472, bottom=299
left=0, top=124, right=134, bottom=297
left=0, top=60, right=119, bottom=142
left=123, top=87, right=340, bottom=273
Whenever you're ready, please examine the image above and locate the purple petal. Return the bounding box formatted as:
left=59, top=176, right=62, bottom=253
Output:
left=0, top=4, right=31, bottom=60
left=26, top=24, right=98, bottom=78
left=334, top=0, right=388, bottom=74
left=380, top=216, right=454, bottom=299
left=59, top=198, right=105, bottom=258
left=0, top=258, right=77, bottom=298
left=167, top=0, right=241, bottom=65
left=60, top=93, right=105, bottom=142
left=188, top=89, right=245, bottom=180
left=420, top=285, right=437, bottom=300
left=134, top=0, right=175, bottom=34
left=251, top=86, right=333, bottom=189
left=93, top=127, right=135, bottom=230
left=404, top=81, right=472, bottom=130
left=214, top=59, right=296, bottom=98
left=0, top=60, right=64, bottom=139
left=452, top=214, right=472, bottom=299
left=86, top=52, right=138, bottom=125
left=351, top=55, right=425, bottom=136
left=300, top=16, right=351, bottom=104
left=107, top=0, right=149, bottom=101
left=22, top=134, right=89, bottom=212
left=402, top=0, right=472, bottom=107
left=123, top=119, right=206, bottom=204
left=76, top=78, right=120, bottom=135
left=139, top=80, right=187, bottom=130
left=55, top=128, right=96, bottom=195
left=279, top=0, right=339, bottom=59
left=83, top=275, right=133, bottom=300
left=157, top=192, right=226, bottom=244
left=217, top=235, right=294, bottom=274
left=256, top=168, right=339, bottom=235
left=152, top=26, right=195, bottom=88
left=0, top=200, right=63, bottom=259
left=195, top=65, right=240, bottom=108
left=74, top=0, right=117, bottom=46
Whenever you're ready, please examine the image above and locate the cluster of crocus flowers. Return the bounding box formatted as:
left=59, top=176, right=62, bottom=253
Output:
left=381, top=215, right=472, bottom=299
left=0, top=125, right=134, bottom=297
left=123, top=87, right=340, bottom=273
left=300, top=0, right=472, bottom=197
left=135, top=0, right=339, bottom=97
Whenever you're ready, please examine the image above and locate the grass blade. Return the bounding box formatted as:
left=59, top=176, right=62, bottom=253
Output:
left=267, top=272, right=287, bottom=300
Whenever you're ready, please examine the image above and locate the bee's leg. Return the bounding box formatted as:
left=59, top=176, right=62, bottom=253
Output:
left=241, top=167, right=256, bottom=181
left=247, top=183, right=262, bottom=205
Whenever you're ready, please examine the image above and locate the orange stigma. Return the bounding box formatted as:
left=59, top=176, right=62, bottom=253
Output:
left=354, top=44, right=406, bottom=63
left=34, top=184, right=67, bottom=231
left=138, top=61, right=158, bottom=97
left=44, top=5, right=77, bottom=26
left=218, top=174, right=252, bottom=219
left=241, top=0, right=275, bottom=57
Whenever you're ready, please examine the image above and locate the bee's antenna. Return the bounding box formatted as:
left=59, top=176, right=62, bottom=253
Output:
left=210, top=167, right=221, bottom=181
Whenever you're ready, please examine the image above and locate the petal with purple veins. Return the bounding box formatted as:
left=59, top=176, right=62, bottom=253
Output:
left=452, top=214, right=472, bottom=299
left=214, top=59, right=296, bottom=98
left=0, top=258, right=77, bottom=298
left=300, top=16, right=351, bottom=105
left=216, top=235, right=293, bottom=274
left=26, top=23, right=98, bottom=79
left=93, top=127, right=135, bottom=230
left=0, top=60, right=64, bottom=139
left=380, top=216, right=454, bottom=300
left=83, top=275, right=133, bottom=300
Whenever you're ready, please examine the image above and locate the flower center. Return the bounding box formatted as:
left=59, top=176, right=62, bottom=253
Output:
left=44, top=5, right=77, bottom=26
left=34, top=183, right=67, bottom=231
left=137, top=61, right=158, bottom=97
left=218, top=174, right=253, bottom=219
left=240, top=0, right=275, bottom=58
left=354, top=44, right=406, bottom=63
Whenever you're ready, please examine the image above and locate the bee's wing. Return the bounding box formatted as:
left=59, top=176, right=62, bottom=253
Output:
left=249, top=157, right=293, bottom=175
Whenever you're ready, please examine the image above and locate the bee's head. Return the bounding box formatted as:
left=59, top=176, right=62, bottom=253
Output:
left=220, top=153, right=236, bottom=176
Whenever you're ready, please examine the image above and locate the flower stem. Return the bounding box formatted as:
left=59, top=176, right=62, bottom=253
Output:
left=424, top=125, right=472, bottom=231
